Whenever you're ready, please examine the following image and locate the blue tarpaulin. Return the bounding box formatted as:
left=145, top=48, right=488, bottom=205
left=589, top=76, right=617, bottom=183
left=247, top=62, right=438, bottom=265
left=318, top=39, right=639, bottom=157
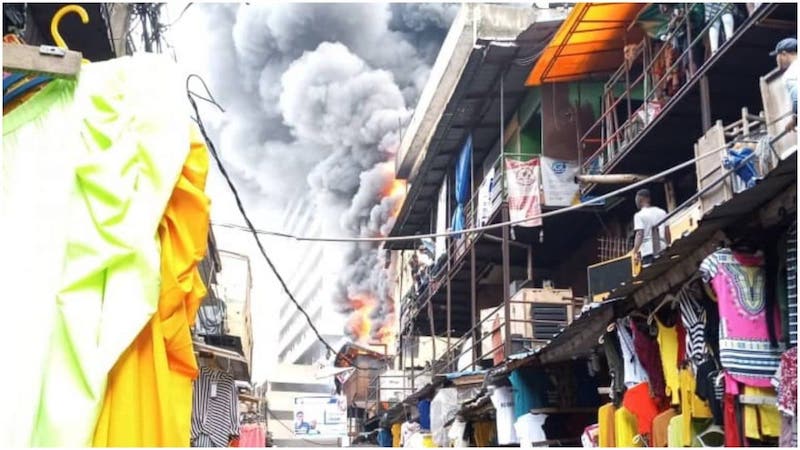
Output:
left=452, top=135, right=472, bottom=234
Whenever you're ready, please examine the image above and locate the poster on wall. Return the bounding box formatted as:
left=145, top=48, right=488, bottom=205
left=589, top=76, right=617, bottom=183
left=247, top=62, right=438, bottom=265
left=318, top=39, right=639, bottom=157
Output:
left=293, top=396, right=347, bottom=437
left=540, top=156, right=580, bottom=207
left=504, top=158, right=542, bottom=227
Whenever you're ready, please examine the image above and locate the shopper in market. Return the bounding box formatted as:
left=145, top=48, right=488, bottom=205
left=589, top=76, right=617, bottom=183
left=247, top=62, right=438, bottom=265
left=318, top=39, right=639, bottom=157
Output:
left=632, top=189, right=668, bottom=267
left=770, top=37, right=798, bottom=133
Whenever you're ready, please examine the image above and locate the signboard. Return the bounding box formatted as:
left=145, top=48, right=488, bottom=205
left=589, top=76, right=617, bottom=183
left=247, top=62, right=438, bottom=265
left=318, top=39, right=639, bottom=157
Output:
left=293, top=396, right=347, bottom=437
left=505, top=158, right=542, bottom=227
left=540, top=156, right=580, bottom=207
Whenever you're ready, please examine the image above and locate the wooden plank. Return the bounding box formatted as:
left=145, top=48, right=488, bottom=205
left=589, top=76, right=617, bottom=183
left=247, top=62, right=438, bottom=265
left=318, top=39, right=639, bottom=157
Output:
left=3, top=43, right=81, bottom=78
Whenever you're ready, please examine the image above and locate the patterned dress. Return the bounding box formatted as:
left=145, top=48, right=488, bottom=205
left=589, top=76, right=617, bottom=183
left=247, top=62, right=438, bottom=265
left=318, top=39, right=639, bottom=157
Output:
left=699, top=249, right=782, bottom=387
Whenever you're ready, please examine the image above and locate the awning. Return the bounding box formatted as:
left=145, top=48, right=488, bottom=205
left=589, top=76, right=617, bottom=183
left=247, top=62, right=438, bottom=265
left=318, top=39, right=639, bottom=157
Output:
left=525, top=2, right=646, bottom=86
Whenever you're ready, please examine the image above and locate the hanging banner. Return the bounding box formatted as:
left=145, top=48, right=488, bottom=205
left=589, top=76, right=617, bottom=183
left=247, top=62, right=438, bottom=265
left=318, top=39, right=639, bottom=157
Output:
left=540, top=156, right=580, bottom=207
left=504, top=158, right=542, bottom=227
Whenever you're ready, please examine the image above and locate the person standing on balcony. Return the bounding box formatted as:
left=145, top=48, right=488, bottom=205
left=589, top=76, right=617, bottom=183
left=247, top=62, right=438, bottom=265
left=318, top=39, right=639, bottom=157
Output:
left=770, top=37, right=798, bottom=133
left=632, top=189, right=668, bottom=267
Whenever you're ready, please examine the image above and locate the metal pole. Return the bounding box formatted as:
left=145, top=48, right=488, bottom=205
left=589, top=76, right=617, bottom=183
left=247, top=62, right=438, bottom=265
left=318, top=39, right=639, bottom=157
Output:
left=427, top=296, right=436, bottom=363
left=700, top=75, right=712, bottom=131
left=446, top=243, right=452, bottom=358
left=501, top=204, right=512, bottom=363
left=470, top=246, right=477, bottom=370
left=527, top=245, right=533, bottom=281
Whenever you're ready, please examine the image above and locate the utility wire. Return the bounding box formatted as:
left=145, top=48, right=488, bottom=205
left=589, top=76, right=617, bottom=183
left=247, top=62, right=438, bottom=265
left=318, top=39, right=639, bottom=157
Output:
left=186, top=76, right=373, bottom=371
left=211, top=124, right=787, bottom=244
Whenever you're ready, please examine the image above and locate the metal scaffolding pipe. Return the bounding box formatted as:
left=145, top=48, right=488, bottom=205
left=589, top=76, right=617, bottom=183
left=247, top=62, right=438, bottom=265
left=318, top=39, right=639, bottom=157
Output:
left=574, top=173, right=651, bottom=184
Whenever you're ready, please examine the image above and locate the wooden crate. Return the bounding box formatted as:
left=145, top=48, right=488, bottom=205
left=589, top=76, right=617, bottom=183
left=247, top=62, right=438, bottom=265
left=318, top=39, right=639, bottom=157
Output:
left=760, top=67, right=797, bottom=159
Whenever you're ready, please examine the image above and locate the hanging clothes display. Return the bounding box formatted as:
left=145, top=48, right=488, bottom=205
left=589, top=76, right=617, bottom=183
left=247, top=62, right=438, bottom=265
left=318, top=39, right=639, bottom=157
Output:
left=1, top=77, right=78, bottom=447
left=238, top=423, right=266, bottom=448
left=699, top=249, right=782, bottom=387
left=515, top=413, right=548, bottom=448
left=391, top=422, right=402, bottom=447
left=92, top=126, right=211, bottom=446
left=490, top=386, right=519, bottom=445
left=602, top=331, right=626, bottom=406
left=655, top=317, right=681, bottom=405
left=651, top=408, right=678, bottom=447
left=679, top=367, right=713, bottom=446
left=613, top=406, right=640, bottom=447
left=597, top=403, right=616, bottom=447
left=2, top=53, right=194, bottom=447
left=631, top=322, right=667, bottom=406
left=622, top=382, right=661, bottom=438
left=417, top=399, right=432, bottom=430
left=191, top=367, right=240, bottom=447
left=616, top=319, right=649, bottom=387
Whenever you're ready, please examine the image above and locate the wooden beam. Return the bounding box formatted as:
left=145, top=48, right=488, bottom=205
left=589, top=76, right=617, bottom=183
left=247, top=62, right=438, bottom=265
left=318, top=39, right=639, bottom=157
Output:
left=2, top=43, right=81, bottom=78
left=759, top=183, right=797, bottom=228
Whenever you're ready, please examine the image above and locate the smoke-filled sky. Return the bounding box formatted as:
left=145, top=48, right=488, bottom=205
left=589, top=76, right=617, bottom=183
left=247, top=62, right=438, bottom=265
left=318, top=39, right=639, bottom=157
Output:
left=167, top=2, right=457, bottom=381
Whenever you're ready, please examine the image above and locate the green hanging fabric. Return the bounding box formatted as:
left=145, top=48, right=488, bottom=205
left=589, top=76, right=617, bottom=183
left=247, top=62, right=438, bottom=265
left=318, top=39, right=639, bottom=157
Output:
left=1, top=79, right=78, bottom=448
left=3, top=54, right=192, bottom=446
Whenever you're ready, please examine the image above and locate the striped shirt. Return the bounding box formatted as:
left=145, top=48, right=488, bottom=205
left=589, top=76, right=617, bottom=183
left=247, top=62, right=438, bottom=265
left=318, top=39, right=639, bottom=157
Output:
left=787, top=223, right=797, bottom=346
left=677, top=280, right=709, bottom=368
left=191, top=367, right=240, bottom=447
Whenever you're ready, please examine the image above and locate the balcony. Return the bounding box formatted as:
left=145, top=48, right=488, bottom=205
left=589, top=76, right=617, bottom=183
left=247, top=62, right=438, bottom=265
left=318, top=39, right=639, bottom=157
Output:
left=575, top=3, right=794, bottom=186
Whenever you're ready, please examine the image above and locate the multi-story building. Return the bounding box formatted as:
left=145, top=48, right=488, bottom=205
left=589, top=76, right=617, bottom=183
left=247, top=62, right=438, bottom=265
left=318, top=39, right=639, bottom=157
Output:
left=372, top=1, right=797, bottom=443
left=274, top=197, right=346, bottom=365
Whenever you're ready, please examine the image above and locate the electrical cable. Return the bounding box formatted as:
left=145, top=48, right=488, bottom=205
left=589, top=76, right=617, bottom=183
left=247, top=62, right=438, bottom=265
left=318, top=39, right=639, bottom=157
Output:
left=186, top=77, right=373, bottom=371
left=211, top=124, right=785, bottom=244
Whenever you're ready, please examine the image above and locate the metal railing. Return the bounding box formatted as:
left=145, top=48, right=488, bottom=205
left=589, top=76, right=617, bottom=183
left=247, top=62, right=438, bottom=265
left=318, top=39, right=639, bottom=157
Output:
left=364, top=373, right=416, bottom=420
left=581, top=3, right=743, bottom=176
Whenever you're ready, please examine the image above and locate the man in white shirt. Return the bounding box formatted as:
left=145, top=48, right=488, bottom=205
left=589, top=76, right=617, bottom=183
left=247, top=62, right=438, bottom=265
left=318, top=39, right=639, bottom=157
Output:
left=770, top=37, right=798, bottom=133
left=632, top=189, right=668, bottom=267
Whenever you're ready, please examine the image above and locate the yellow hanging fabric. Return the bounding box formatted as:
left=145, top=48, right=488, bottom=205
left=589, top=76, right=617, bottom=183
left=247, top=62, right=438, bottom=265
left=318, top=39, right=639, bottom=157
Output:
left=92, top=125, right=211, bottom=447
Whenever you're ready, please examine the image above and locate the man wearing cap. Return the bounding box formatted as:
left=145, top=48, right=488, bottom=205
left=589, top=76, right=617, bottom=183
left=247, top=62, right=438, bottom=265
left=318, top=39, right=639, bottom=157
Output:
left=770, top=37, right=798, bottom=133
left=632, top=189, right=668, bottom=267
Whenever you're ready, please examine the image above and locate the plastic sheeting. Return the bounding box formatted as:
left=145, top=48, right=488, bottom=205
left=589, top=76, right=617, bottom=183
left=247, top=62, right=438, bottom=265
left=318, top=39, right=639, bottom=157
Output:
left=431, top=388, right=460, bottom=447
left=452, top=135, right=472, bottom=233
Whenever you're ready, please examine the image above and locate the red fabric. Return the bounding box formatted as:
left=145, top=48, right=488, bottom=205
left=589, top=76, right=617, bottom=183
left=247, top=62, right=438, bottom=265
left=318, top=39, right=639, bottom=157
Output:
left=631, top=323, right=668, bottom=407
left=622, top=382, right=661, bottom=437
left=724, top=393, right=742, bottom=447
left=229, top=438, right=240, bottom=447
left=676, top=319, right=687, bottom=365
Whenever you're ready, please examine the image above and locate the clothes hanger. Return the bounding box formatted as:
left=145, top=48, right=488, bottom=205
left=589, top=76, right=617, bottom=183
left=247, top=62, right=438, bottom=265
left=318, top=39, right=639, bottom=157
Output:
left=647, top=294, right=677, bottom=325
left=696, top=423, right=724, bottom=447
left=3, top=5, right=88, bottom=107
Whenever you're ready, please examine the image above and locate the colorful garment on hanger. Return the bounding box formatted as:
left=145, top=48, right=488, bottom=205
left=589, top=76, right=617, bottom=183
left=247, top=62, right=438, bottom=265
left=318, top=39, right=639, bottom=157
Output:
left=191, top=367, right=240, bottom=447
left=616, top=319, right=650, bottom=387
left=93, top=125, right=211, bottom=446
left=651, top=408, right=677, bottom=447
left=622, top=382, right=661, bottom=437
left=3, top=53, right=192, bottom=447
left=677, top=280, right=712, bottom=367
left=490, top=386, right=519, bottom=445
left=723, top=393, right=743, bottom=447
left=742, top=387, right=780, bottom=439
left=613, top=406, right=641, bottom=447
left=391, top=423, right=402, bottom=447
left=694, top=359, right=724, bottom=425
left=631, top=323, right=667, bottom=406
left=787, top=223, right=797, bottom=346
left=700, top=249, right=782, bottom=387
left=239, top=424, right=266, bottom=447
left=655, top=318, right=681, bottom=405
left=772, top=347, right=797, bottom=416
left=597, top=403, right=616, bottom=447
left=679, top=368, right=713, bottom=447
left=602, top=331, right=626, bottom=406
left=0, top=78, right=77, bottom=447
left=667, top=415, right=683, bottom=447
